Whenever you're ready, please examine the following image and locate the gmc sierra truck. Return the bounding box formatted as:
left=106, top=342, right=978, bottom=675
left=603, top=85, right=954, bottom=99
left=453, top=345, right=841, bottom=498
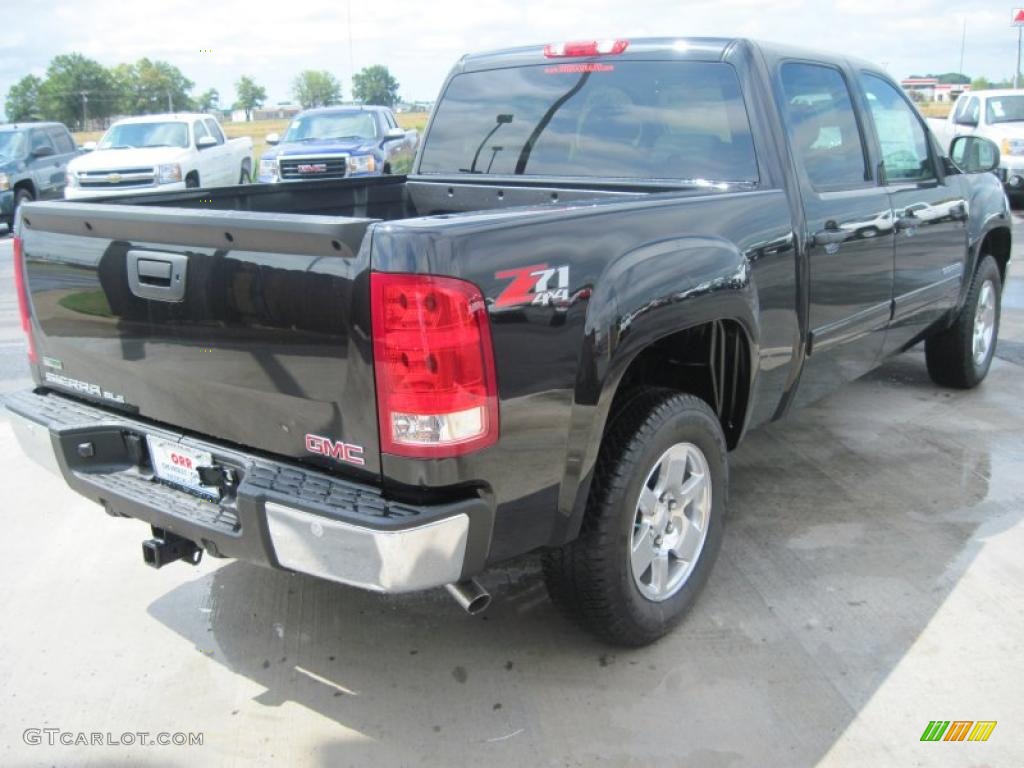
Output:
left=5, top=38, right=1011, bottom=646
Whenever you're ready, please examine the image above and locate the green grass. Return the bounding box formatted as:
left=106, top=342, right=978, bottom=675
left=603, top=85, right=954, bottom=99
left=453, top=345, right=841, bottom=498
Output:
left=58, top=290, right=112, bottom=318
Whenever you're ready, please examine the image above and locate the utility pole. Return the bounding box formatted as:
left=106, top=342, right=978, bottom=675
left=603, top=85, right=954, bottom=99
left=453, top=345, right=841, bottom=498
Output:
left=80, top=91, right=89, bottom=130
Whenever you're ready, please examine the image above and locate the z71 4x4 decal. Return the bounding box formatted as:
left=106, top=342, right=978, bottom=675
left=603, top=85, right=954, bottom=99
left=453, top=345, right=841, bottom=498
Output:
left=494, top=264, right=570, bottom=307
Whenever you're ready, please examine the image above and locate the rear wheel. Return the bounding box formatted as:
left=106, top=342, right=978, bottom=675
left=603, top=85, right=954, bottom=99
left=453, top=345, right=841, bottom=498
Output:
left=925, top=255, right=1001, bottom=388
left=239, top=163, right=251, bottom=184
left=542, top=389, right=727, bottom=646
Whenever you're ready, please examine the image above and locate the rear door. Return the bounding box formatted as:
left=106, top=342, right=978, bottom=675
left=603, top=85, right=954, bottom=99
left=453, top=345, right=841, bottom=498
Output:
left=27, top=128, right=63, bottom=199
left=204, top=118, right=234, bottom=185
left=46, top=126, right=77, bottom=198
left=777, top=61, right=894, bottom=406
left=858, top=72, right=969, bottom=352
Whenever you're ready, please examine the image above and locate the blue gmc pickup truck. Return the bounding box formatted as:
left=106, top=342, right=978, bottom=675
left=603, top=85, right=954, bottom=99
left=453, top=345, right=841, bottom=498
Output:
left=257, top=105, right=418, bottom=182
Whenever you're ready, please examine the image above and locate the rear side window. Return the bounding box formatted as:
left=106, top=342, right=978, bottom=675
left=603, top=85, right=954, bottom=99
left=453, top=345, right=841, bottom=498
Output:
left=47, top=127, right=75, bottom=154
left=419, top=61, right=759, bottom=183
left=859, top=73, right=934, bottom=182
left=780, top=63, right=868, bottom=189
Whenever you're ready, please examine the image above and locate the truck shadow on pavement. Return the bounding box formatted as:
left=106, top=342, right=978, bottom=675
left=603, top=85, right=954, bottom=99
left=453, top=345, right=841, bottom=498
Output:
left=146, top=353, right=1023, bottom=766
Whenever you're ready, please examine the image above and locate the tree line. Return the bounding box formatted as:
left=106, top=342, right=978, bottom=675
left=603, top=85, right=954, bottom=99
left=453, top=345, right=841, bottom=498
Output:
left=5, top=53, right=402, bottom=128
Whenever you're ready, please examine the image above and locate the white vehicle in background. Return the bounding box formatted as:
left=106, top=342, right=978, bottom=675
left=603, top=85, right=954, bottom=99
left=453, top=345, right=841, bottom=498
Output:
left=929, top=90, right=1024, bottom=195
left=65, top=113, right=252, bottom=199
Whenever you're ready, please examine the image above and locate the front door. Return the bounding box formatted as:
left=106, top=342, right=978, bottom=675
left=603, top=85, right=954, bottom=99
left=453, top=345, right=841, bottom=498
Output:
left=778, top=61, right=894, bottom=407
left=858, top=73, right=970, bottom=352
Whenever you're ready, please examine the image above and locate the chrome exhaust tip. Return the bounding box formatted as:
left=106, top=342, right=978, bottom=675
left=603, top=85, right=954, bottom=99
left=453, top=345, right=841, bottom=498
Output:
left=445, top=579, right=491, bottom=615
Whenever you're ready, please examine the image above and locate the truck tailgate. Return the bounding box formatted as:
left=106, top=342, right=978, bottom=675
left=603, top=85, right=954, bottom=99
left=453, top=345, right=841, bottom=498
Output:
left=18, top=202, right=381, bottom=479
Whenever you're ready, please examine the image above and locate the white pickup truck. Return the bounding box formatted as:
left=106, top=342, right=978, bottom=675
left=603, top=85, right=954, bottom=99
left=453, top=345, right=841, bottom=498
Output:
left=65, top=113, right=253, bottom=199
left=927, top=90, right=1024, bottom=195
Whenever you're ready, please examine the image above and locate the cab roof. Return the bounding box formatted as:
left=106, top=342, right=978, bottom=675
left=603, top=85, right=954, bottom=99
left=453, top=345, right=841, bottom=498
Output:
left=0, top=121, right=68, bottom=132
left=454, top=37, right=882, bottom=76
left=110, top=113, right=216, bottom=125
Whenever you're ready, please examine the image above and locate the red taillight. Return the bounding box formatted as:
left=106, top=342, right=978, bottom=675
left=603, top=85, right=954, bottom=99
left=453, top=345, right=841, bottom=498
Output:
left=544, top=39, right=629, bottom=58
left=371, top=272, right=499, bottom=458
left=12, top=236, right=37, bottom=364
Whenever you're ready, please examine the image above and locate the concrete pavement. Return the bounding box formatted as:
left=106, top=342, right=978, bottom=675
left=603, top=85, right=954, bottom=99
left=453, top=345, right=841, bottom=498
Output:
left=0, top=224, right=1022, bottom=767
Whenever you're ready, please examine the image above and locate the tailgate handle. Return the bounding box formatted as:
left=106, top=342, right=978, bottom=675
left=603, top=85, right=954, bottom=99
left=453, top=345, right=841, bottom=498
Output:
left=127, top=250, right=187, bottom=302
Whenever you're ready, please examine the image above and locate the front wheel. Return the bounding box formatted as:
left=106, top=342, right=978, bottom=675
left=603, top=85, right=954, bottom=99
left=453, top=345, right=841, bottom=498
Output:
left=542, top=389, right=727, bottom=646
left=925, top=255, right=1002, bottom=388
left=9, top=187, right=34, bottom=230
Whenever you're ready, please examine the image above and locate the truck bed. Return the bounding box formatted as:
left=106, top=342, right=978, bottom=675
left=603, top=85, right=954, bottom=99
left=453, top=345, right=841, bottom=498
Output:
left=16, top=175, right=661, bottom=482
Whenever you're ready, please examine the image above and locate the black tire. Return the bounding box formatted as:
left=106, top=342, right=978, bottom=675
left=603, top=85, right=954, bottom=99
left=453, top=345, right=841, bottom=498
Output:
left=239, top=164, right=251, bottom=184
left=925, top=255, right=1002, bottom=389
left=542, top=389, right=727, bottom=647
left=11, top=187, right=34, bottom=229
left=185, top=174, right=200, bottom=189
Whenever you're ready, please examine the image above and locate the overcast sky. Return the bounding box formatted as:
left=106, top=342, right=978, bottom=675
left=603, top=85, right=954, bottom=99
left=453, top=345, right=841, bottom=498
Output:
left=0, top=0, right=1017, bottom=118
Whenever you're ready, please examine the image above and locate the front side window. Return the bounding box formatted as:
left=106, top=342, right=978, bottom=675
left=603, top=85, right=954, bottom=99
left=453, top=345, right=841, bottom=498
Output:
left=779, top=62, right=867, bottom=189
left=193, top=120, right=210, bottom=144
left=860, top=73, right=934, bottom=182
left=48, top=127, right=75, bottom=154
left=30, top=129, right=56, bottom=154
left=204, top=118, right=226, bottom=144
left=419, top=61, right=759, bottom=183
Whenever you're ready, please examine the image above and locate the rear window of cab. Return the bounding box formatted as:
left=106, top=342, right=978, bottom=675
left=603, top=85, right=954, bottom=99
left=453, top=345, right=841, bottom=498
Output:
left=419, top=61, right=759, bottom=184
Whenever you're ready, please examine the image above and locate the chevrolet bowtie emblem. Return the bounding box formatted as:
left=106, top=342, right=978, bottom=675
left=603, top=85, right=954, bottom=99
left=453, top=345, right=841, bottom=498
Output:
left=106, top=173, right=122, bottom=183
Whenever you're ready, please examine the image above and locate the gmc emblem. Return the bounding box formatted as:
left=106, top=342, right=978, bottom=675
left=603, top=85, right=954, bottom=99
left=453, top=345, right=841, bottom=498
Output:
left=305, top=434, right=365, bottom=466
left=297, top=163, right=327, bottom=174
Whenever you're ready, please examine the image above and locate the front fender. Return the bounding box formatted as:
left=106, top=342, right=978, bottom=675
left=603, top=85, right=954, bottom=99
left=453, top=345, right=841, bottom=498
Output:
left=552, top=235, right=759, bottom=543
left=959, top=172, right=1012, bottom=308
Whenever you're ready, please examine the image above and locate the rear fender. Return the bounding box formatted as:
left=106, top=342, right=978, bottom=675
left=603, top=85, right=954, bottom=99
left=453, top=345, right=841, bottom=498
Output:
left=552, top=235, right=759, bottom=543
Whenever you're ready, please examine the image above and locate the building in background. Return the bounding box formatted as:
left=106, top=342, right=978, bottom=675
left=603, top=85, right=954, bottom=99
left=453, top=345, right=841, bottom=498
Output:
left=231, top=103, right=302, bottom=122
left=900, top=77, right=970, bottom=103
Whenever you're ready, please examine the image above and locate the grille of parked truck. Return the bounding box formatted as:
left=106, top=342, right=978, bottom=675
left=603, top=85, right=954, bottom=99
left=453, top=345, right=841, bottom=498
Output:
left=5, top=38, right=1011, bottom=646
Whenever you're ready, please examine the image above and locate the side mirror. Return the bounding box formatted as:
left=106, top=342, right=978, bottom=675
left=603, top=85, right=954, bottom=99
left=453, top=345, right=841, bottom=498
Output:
left=82, top=141, right=97, bottom=152
left=955, top=114, right=979, bottom=128
left=31, top=145, right=56, bottom=158
left=383, top=127, right=406, bottom=140
left=950, top=135, right=1000, bottom=174
left=265, top=132, right=280, bottom=145
left=196, top=135, right=217, bottom=149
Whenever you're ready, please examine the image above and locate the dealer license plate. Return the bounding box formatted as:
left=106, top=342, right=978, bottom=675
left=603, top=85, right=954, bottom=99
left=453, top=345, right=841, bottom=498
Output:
left=146, top=436, right=218, bottom=499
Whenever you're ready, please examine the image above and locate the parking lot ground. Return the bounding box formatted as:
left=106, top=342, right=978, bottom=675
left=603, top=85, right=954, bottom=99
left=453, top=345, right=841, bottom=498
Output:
left=0, top=222, right=1022, bottom=767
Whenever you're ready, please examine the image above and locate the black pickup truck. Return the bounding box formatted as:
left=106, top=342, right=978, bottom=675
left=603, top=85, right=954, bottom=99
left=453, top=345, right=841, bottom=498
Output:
left=6, top=38, right=1011, bottom=646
